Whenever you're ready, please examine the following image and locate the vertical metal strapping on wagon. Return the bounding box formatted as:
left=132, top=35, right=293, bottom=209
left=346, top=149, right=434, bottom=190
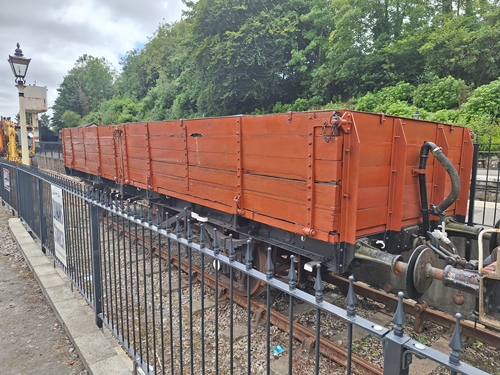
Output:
left=181, top=120, right=189, bottom=191
left=386, top=119, right=407, bottom=236
left=306, top=120, right=315, bottom=230
left=338, top=112, right=360, bottom=273
left=235, top=117, right=243, bottom=213
left=144, top=122, right=152, bottom=190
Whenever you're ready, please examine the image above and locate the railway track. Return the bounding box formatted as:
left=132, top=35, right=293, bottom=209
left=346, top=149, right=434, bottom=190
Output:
left=101, top=210, right=383, bottom=374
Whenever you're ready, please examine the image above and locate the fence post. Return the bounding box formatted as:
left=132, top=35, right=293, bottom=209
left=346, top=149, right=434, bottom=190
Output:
left=0, top=165, right=4, bottom=205
left=383, top=292, right=411, bottom=375
left=38, top=178, right=46, bottom=253
left=16, top=167, right=21, bottom=218
left=89, top=194, right=103, bottom=329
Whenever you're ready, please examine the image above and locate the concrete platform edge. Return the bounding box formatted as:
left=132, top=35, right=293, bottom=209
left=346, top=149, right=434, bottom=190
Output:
left=8, top=218, right=133, bottom=375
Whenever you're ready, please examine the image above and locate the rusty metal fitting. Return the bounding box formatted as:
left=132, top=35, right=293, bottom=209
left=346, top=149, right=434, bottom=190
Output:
left=302, top=227, right=317, bottom=237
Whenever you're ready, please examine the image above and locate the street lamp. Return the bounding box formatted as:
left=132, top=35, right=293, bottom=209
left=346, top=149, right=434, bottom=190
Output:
left=413, top=108, right=420, bottom=120
left=8, top=43, right=31, bottom=165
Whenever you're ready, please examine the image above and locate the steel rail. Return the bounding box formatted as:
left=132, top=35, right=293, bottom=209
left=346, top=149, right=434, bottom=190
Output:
left=163, top=250, right=384, bottom=375
left=326, top=274, right=500, bottom=349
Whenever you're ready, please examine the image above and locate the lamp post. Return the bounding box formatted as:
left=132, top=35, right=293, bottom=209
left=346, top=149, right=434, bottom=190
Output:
left=8, top=43, right=31, bottom=166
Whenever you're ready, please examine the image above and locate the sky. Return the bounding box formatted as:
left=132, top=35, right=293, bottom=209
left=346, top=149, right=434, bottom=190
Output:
left=0, top=0, right=184, bottom=120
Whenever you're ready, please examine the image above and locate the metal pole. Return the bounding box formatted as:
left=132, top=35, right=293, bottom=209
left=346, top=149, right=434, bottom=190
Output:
left=89, top=199, right=103, bottom=328
left=467, top=139, right=480, bottom=226
left=38, top=178, right=46, bottom=253
left=16, top=83, right=30, bottom=166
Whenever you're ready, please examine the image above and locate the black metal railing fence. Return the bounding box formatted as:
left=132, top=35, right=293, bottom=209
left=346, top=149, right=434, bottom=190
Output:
left=0, top=162, right=490, bottom=375
left=470, top=143, right=500, bottom=227
left=37, top=141, right=63, bottom=159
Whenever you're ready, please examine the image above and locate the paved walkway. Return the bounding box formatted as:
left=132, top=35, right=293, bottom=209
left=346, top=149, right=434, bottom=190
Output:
left=0, top=206, right=132, bottom=375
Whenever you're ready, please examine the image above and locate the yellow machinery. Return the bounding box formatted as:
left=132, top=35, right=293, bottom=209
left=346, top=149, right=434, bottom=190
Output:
left=0, top=116, right=35, bottom=164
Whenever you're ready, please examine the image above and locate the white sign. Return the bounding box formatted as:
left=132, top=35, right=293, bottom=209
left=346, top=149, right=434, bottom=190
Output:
left=24, top=85, right=48, bottom=113
left=51, top=185, right=67, bottom=267
left=3, top=168, right=10, bottom=192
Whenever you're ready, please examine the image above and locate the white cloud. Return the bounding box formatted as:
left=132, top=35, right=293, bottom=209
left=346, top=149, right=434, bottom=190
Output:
left=0, top=0, right=183, bottom=120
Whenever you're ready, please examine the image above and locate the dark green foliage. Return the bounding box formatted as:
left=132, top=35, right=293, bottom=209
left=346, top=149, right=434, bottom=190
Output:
left=50, top=0, right=500, bottom=140
left=413, top=76, right=469, bottom=112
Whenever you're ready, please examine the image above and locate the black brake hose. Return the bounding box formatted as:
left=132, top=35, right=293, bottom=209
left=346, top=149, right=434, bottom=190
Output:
left=419, top=141, right=461, bottom=236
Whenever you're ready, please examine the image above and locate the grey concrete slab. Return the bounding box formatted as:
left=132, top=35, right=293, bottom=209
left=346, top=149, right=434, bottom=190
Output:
left=44, top=284, right=80, bottom=304
left=25, top=262, right=53, bottom=275
left=92, top=356, right=135, bottom=375
left=271, top=355, right=290, bottom=375
left=191, top=297, right=216, bottom=315
left=37, top=273, right=68, bottom=288
left=21, top=245, right=46, bottom=258
left=25, top=254, right=52, bottom=267
left=336, top=311, right=392, bottom=345
left=221, top=323, right=251, bottom=342
left=74, top=332, right=120, bottom=366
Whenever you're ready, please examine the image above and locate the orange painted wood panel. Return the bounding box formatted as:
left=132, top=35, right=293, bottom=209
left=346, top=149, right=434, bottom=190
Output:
left=243, top=174, right=305, bottom=202
left=150, top=149, right=186, bottom=164
left=243, top=154, right=306, bottom=181
left=189, top=166, right=238, bottom=188
left=61, top=110, right=473, bottom=247
left=358, top=186, right=389, bottom=210
left=356, top=206, right=389, bottom=230
left=188, top=151, right=238, bottom=170
left=150, top=161, right=187, bottom=179
left=358, top=166, right=391, bottom=188
left=314, top=183, right=340, bottom=209
left=148, top=136, right=186, bottom=151
left=186, top=135, right=238, bottom=155
left=244, top=190, right=307, bottom=224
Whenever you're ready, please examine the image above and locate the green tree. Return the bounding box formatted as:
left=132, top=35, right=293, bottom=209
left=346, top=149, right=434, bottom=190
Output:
left=188, top=0, right=310, bottom=116
left=420, top=8, right=500, bottom=86
left=38, top=113, right=50, bottom=128
left=98, top=97, right=143, bottom=125
left=60, top=110, right=82, bottom=129
left=52, top=55, right=116, bottom=129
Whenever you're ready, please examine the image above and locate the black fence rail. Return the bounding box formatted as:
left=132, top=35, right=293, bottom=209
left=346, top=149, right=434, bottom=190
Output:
left=0, top=161, right=490, bottom=374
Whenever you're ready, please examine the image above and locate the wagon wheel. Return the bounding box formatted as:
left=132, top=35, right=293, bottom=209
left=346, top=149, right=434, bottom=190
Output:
left=233, top=241, right=268, bottom=297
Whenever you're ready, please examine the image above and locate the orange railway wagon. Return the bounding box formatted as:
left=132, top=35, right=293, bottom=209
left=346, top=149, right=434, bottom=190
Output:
left=63, top=110, right=500, bottom=330
left=62, top=111, right=473, bottom=273
left=62, top=110, right=473, bottom=280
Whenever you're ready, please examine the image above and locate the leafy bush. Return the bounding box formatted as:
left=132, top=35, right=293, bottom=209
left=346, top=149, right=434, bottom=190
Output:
left=459, top=78, right=500, bottom=125
left=426, top=109, right=460, bottom=124
left=354, top=82, right=415, bottom=113
left=384, top=101, right=422, bottom=118
left=414, top=76, right=469, bottom=112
